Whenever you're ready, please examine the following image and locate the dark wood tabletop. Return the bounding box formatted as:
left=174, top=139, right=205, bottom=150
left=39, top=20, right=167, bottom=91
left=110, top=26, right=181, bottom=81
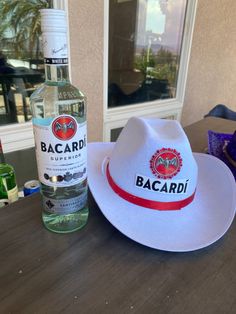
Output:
left=1, top=117, right=236, bottom=314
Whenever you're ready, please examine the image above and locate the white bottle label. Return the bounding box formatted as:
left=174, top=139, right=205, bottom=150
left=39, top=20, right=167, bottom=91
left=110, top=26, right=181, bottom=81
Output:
left=42, top=32, right=68, bottom=64
left=33, top=115, right=87, bottom=187
left=43, top=192, right=87, bottom=214
left=7, top=186, right=19, bottom=203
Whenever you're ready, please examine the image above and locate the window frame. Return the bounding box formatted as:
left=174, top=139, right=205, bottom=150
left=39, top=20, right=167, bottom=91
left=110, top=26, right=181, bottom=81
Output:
left=0, top=0, right=68, bottom=153
left=103, top=0, right=198, bottom=141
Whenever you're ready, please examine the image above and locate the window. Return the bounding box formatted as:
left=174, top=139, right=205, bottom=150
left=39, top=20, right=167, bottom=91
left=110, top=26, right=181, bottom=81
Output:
left=0, top=0, right=65, bottom=153
left=0, top=0, right=53, bottom=126
left=104, top=0, right=197, bottom=141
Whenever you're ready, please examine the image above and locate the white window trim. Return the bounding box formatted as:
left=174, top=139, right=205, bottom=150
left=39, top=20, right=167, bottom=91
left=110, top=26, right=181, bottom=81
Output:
left=0, top=0, right=68, bottom=153
left=103, top=0, right=198, bottom=141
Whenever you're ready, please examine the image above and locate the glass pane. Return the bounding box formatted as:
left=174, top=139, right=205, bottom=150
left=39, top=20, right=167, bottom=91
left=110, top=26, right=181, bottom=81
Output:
left=0, top=0, right=52, bottom=125
left=108, top=0, right=187, bottom=108
left=110, top=127, right=123, bottom=141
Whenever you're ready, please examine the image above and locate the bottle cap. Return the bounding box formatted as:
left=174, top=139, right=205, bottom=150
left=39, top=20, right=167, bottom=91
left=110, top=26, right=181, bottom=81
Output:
left=40, top=9, right=67, bottom=33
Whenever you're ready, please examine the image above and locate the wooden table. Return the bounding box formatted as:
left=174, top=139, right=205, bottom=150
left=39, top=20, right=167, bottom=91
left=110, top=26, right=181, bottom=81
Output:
left=1, top=117, right=236, bottom=313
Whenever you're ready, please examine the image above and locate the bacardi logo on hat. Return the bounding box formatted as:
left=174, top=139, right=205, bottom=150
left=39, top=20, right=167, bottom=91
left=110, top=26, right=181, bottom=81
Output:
left=52, top=115, right=77, bottom=140
left=150, top=148, right=182, bottom=179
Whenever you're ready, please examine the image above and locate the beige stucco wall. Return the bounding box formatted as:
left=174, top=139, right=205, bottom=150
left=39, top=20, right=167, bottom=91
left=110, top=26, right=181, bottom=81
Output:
left=68, top=0, right=104, bottom=142
left=182, top=0, right=236, bottom=126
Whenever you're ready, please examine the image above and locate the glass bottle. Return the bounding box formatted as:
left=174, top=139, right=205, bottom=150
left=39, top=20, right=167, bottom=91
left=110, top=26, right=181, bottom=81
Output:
left=0, top=140, right=18, bottom=207
left=30, top=9, right=88, bottom=233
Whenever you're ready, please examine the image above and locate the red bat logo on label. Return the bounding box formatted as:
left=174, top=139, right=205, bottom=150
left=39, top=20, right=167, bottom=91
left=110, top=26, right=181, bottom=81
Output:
left=52, top=116, right=77, bottom=140
left=150, top=148, right=182, bottom=179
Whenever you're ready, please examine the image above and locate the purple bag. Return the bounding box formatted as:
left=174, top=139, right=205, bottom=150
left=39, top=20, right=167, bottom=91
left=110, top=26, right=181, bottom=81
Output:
left=208, top=130, right=236, bottom=180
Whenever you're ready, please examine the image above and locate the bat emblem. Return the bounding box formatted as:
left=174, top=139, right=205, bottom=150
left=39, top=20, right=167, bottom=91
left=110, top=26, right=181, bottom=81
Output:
left=55, top=121, right=75, bottom=133
left=52, top=116, right=77, bottom=140
left=150, top=148, right=182, bottom=179
left=156, top=156, right=178, bottom=168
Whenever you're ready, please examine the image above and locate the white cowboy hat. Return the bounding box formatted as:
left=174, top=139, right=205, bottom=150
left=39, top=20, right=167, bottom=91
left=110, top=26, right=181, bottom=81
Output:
left=88, top=117, right=236, bottom=252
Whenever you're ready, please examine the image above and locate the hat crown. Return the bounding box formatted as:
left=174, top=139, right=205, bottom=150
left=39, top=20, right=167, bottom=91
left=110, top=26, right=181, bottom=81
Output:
left=109, top=117, right=198, bottom=203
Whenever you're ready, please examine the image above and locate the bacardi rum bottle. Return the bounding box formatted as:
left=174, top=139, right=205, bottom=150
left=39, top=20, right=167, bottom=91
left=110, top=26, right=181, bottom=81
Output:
left=30, top=9, right=88, bottom=233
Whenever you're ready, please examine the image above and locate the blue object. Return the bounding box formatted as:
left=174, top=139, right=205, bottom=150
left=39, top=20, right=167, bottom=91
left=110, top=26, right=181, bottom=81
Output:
left=205, top=104, right=236, bottom=121
left=23, top=180, right=40, bottom=196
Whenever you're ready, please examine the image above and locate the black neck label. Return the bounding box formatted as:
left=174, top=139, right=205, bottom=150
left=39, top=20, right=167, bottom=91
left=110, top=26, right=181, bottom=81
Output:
left=44, top=58, right=68, bottom=65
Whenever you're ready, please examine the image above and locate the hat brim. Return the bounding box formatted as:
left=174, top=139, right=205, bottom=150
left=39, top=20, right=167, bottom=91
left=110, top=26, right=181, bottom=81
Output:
left=88, top=143, right=236, bottom=252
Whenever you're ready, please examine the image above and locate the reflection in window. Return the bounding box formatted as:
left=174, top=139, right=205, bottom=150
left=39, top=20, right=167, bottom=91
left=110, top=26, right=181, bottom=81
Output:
left=108, top=0, right=187, bottom=108
left=0, top=0, right=52, bottom=125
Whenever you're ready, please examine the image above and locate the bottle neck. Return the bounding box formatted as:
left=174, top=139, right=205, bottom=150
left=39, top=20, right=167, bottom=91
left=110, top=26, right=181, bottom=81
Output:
left=45, top=63, right=69, bottom=82
left=0, top=141, right=6, bottom=164
left=42, top=30, right=69, bottom=83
